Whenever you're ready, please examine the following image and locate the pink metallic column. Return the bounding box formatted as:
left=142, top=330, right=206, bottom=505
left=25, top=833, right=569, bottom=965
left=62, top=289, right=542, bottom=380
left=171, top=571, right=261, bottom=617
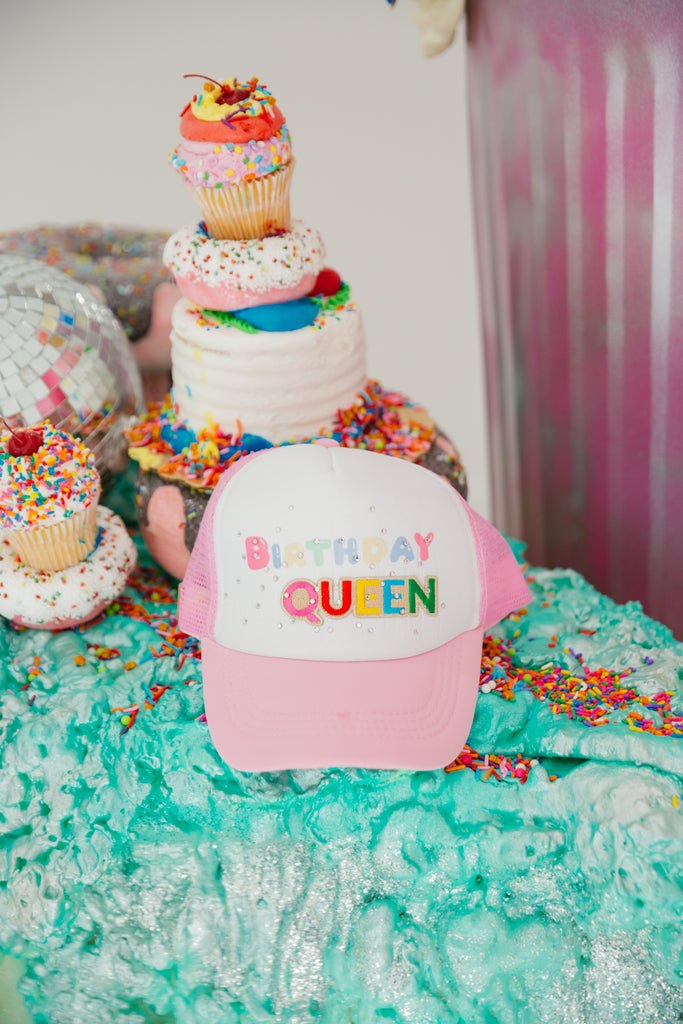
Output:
left=467, top=0, right=683, bottom=636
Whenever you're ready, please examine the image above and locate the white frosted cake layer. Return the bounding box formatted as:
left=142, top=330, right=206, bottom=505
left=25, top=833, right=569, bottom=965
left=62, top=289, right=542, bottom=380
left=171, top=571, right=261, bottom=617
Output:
left=170, top=298, right=367, bottom=441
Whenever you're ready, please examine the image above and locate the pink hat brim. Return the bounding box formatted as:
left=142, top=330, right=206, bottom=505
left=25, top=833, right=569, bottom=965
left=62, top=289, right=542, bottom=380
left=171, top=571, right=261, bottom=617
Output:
left=201, top=626, right=484, bottom=772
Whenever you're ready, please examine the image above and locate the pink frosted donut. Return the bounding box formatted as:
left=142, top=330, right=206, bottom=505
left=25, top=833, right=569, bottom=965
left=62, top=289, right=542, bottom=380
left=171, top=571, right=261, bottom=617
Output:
left=0, top=507, right=136, bottom=630
left=162, top=220, right=325, bottom=311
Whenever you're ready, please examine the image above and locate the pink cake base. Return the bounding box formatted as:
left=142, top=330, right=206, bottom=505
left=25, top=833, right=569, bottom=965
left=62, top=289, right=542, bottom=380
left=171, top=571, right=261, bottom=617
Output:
left=140, top=484, right=191, bottom=580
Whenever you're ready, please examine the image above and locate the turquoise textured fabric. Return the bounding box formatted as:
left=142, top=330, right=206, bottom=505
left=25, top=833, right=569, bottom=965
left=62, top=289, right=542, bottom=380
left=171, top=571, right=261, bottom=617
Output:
left=1, top=514, right=682, bottom=1022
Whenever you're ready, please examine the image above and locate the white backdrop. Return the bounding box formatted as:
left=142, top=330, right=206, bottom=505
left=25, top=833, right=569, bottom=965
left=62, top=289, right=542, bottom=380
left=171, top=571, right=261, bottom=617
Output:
left=0, top=0, right=489, bottom=516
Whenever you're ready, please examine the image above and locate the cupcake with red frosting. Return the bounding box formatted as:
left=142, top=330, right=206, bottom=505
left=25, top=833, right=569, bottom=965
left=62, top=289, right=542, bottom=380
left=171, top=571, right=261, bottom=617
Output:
left=0, top=422, right=101, bottom=572
left=170, top=75, right=293, bottom=240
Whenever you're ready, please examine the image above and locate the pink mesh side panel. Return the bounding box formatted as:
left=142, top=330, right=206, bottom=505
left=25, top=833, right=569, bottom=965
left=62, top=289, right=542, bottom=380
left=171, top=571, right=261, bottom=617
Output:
left=462, top=503, right=533, bottom=631
left=178, top=507, right=215, bottom=640
left=178, top=451, right=265, bottom=640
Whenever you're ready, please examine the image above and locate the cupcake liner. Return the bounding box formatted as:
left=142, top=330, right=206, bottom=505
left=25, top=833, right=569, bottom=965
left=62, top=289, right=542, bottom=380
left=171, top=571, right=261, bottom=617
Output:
left=191, top=163, right=294, bottom=240
left=9, top=500, right=101, bottom=572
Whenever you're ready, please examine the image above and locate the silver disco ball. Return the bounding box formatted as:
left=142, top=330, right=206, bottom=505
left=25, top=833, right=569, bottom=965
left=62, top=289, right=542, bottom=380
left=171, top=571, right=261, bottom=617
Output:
left=0, top=255, right=143, bottom=479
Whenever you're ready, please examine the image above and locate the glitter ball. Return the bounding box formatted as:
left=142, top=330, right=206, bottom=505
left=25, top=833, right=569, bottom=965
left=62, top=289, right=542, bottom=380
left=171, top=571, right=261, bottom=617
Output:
left=0, top=255, right=142, bottom=480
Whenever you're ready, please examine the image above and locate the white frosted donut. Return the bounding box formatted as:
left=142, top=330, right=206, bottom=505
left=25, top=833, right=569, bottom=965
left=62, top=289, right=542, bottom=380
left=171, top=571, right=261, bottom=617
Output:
left=0, top=507, right=136, bottom=629
left=162, top=220, right=325, bottom=311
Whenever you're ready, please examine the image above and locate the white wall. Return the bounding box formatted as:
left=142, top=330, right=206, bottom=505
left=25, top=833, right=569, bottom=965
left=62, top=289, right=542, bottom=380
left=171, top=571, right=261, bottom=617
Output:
left=0, top=0, right=489, bottom=516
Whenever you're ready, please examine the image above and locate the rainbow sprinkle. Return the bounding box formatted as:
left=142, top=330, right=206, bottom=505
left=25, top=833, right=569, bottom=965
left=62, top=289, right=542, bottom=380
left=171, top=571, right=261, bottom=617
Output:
left=335, top=381, right=435, bottom=460
left=479, top=634, right=683, bottom=737
left=125, top=381, right=439, bottom=489
left=105, top=563, right=201, bottom=664
left=445, top=745, right=540, bottom=784
left=76, top=562, right=201, bottom=734
left=0, top=422, right=100, bottom=529
left=111, top=682, right=177, bottom=736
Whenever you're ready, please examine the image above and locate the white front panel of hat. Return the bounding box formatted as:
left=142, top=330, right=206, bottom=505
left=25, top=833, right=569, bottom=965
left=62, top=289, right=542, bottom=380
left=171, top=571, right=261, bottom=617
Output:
left=212, top=445, right=481, bottom=661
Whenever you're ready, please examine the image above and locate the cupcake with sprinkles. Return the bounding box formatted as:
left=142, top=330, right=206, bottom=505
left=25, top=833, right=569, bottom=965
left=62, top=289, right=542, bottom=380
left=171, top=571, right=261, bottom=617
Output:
left=170, top=74, right=293, bottom=240
left=0, top=421, right=101, bottom=572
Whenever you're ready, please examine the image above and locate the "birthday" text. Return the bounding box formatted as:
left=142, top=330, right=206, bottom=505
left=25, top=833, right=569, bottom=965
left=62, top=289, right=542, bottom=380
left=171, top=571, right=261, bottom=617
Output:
left=245, top=532, right=434, bottom=571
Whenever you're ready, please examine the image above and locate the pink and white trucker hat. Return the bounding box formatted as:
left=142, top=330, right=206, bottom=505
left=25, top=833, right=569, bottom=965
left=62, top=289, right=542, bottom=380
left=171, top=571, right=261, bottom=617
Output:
left=178, top=441, right=531, bottom=772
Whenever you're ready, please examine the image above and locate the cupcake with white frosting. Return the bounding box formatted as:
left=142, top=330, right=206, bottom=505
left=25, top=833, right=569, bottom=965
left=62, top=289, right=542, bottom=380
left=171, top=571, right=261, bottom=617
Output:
left=0, top=422, right=101, bottom=571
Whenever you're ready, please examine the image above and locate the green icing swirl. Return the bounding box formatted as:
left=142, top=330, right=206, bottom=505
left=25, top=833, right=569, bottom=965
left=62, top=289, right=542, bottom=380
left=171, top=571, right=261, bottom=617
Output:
left=201, top=308, right=259, bottom=333
left=311, top=282, right=350, bottom=311
left=197, top=285, right=351, bottom=335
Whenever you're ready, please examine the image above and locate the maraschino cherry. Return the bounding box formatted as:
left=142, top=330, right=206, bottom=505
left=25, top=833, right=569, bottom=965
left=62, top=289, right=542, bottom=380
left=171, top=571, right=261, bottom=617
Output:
left=183, top=74, right=256, bottom=106
left=308, top=268, right=343, bottom=298
left=2, top=419, right=44, bottom=457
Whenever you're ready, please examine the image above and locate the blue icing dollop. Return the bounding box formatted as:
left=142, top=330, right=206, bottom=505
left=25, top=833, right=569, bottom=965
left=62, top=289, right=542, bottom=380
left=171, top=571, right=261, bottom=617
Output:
left=219, top=434, right=272, bottom=461
left=233, top=297, right=318, bottom=332
left=160, top=422, right=197, bottom=453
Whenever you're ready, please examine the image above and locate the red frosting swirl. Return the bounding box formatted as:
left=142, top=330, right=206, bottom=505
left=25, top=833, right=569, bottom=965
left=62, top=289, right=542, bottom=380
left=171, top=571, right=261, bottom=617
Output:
left=180, top=106, right=285, bottom=143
